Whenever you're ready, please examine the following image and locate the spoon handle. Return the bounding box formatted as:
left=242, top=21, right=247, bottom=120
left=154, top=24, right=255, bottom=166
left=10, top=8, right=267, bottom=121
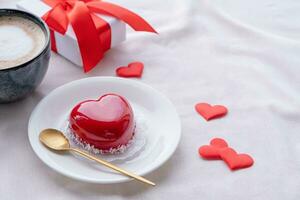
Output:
left=69, top=148, right=155, bottom=186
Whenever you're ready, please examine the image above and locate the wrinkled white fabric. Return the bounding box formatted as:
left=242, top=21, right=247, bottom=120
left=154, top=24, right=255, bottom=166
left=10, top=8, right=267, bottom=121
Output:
left=1, top=0, right=300, bottom=199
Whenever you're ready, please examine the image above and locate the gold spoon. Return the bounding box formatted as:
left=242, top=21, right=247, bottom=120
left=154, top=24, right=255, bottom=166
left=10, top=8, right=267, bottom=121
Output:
left=39, top=128, right=155, bottom=186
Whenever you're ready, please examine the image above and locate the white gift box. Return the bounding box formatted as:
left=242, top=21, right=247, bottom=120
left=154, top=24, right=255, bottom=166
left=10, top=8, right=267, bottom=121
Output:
left=17, top=0, right=126, bottom=67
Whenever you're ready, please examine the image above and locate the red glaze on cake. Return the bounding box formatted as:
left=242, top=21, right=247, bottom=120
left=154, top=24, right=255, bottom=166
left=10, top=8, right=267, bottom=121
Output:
left=69, top=94, right=135, bottom=151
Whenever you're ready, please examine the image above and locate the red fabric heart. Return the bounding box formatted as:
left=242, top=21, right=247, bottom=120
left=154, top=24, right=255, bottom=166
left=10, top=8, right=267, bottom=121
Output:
left=116, top=62, right=144, bottom=78
left=199, top=138, right=254, bottom=170
left=195, top=103, right=228, bottom=121
left=219, top=148, right=254, bottom=170
left=198, top=138, right=228, bottom=159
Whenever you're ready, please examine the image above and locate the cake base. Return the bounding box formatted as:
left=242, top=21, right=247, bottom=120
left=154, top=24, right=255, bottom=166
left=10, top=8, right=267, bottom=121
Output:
left=66, top=126, right=136, bottom=154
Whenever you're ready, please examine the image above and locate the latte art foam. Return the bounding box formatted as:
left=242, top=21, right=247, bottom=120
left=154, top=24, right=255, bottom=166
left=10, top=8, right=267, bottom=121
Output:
left=0, top=16, right=46, bottom=69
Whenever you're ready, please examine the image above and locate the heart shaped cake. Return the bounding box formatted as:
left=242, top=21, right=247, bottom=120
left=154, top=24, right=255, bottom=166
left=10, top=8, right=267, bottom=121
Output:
left=69, top=94, right=135, bottom=151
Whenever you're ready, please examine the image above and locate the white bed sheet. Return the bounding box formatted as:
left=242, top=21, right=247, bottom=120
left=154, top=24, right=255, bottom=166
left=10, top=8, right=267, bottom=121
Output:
left=0, top=0, right=300, bottom=199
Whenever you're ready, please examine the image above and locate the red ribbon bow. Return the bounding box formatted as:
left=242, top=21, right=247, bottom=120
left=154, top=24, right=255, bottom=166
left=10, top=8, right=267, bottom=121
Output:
left=42, top=0, right=157, bottom=72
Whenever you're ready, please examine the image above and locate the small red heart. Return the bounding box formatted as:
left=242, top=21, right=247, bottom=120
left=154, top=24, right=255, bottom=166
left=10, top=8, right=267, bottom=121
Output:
left=116, top=62, right=144, bottom=78
left=195, top=103, right=228, bottom=121
left=198, top=138, right=228, bottom=159
left=210, top=138, right=228, bottom=148
left=219, top=148, right=254, bottom=170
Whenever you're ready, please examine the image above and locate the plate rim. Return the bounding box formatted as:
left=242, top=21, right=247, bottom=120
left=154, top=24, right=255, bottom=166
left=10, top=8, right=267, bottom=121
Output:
left=28, top=77, right=181, bottom=184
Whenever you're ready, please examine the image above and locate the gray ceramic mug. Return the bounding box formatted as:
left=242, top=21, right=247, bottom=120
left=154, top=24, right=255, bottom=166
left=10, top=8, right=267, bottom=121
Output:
left=0, top=9, right=50, bottom=103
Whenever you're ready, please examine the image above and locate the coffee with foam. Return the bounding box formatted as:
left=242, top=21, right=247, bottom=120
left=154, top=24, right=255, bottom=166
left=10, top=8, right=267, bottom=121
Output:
left=0, top=16, right=46, bottom=70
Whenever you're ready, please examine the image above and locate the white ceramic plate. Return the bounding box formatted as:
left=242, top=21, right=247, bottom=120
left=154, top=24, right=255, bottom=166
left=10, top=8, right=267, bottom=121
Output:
left=28, top=77, right=181, bottom=184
